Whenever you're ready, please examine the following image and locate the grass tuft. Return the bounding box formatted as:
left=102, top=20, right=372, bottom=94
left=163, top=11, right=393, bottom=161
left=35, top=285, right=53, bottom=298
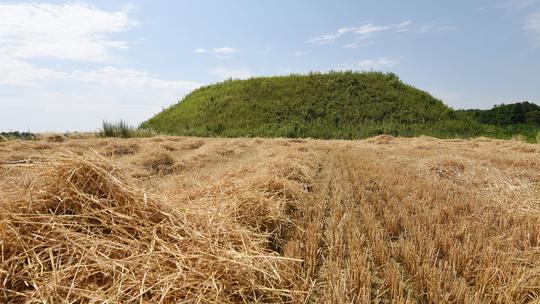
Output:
left=100, top=120, right=156, bottom=138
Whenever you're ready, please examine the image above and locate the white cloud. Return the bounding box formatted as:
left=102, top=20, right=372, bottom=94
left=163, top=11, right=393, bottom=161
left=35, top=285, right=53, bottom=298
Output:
left=419, top=25, right=457, bottom=33
left=357, top=58, right=399, bottom=70
left=209, top=67, right=252, bottom=80
left=308, top=28, right=346, bottom=44
left=309, top=20, right=454, bottom=45
left=0, top=60, right=200, bottom=91
left=0, top=67, right=201, bottom=131
left=308, top=34, right=338, bottom=44
left=0, top=3, right=136, bottom=62
left=397, top=20, right=413, bottom=28
left=0, top=57, right=66, bottom=86
left=308, top=27, right=354, bottom=44
left=342, top=41, right=375, bottom=49
left=308, top=24, right=386, bottom=44
left=354, top=23, right=389, bottom=35
left=0, top=68, right=201, bottom=132
left=0, top=2, right=200, bottom=132
left=0, top=3, right=197, bottom=90
left=394, top=20, right=413, bottom=33
left=194, top=46, right=239, bottom=58
left=71, top=67, right=200, bottom=90
left=213, top=47, right=238, bottom=57
left=524, top=10, right=540, bottom=47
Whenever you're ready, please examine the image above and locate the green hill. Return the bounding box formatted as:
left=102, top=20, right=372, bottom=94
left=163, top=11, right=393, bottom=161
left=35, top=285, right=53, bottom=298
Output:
left=142, top=71, right=539, bottom=141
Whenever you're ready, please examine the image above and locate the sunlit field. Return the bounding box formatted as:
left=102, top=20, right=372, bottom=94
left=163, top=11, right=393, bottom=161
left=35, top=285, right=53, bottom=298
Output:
left=1, top=135, right=539, bottom=303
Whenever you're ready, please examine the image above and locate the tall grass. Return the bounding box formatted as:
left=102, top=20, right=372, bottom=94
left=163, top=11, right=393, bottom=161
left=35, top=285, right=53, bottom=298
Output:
left=101, top=120, right=131, bottom=138
left=100, top=120, right=156, bottom=138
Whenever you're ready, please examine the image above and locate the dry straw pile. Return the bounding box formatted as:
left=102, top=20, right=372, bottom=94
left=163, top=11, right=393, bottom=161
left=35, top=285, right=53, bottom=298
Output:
left=2, top=135, right=539, bottom=303
left=0, top=154, right=300, bottom=303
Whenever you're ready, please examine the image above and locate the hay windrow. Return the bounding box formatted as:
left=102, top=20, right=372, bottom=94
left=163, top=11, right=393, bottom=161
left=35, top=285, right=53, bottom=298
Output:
left=367, top=134, right=394, bottom=144
left=0, top=154, right=299, bottom=303
left=104, top=142, right=140, bottom=156
left=181, top=140, right=205, bottom=150
left=2, top=136, right=539, bottom=302
left=139, top=152, right=178, bottom=175
left=47, top=134, right=66, bottom=142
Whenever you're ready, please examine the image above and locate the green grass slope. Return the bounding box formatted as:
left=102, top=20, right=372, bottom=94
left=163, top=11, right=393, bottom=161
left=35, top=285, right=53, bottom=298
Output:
left=142, top=71, right=538, bottom=140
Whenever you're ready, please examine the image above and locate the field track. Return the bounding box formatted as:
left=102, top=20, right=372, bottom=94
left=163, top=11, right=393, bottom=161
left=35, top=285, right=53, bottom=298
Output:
left=1, top=135, right=539, bottom=303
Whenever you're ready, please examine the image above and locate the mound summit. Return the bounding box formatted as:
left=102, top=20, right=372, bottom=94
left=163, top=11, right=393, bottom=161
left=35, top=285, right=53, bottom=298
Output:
left=142, top=71, right=538, bottom=140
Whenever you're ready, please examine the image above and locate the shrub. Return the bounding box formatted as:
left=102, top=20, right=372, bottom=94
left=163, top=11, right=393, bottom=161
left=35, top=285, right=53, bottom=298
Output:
left=100, top=120, right=158, bottom=138
left=101, top=120, right=132, bottom=138
left=0, top=131, right=36, bottom=141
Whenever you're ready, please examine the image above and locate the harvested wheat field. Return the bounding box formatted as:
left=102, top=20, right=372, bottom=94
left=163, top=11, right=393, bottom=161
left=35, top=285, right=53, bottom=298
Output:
left=1, top=135, right=539, bottom=303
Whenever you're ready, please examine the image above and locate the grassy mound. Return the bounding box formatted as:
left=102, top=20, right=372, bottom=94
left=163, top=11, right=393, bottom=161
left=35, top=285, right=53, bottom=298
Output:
left=0, top=155, right=295, bottom=303
left=142, top=71, right=503, bottom=139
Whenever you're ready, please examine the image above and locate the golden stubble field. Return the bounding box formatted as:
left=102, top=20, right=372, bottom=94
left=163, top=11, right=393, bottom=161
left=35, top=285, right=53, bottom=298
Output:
left=1, top=135, right=539, bottom=303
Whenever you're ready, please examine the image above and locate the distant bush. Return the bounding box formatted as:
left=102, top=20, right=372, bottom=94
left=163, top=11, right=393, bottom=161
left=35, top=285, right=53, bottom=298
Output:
left=462, top=102, right=540, bottom=126
left=100, top=120, right=156, bottom=138
left=0, top=131, right=36, bottom=141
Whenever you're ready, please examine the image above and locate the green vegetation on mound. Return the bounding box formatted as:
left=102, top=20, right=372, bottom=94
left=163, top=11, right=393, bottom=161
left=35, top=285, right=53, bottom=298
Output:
left=142, top=71, right=539, bottom=141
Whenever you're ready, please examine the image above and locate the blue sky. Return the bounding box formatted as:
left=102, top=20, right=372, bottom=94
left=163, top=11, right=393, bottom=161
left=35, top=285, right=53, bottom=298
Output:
left=1, top=0, right=539, bottom=132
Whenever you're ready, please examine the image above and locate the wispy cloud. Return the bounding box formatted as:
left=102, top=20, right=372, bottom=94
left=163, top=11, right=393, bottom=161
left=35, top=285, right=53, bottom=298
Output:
left=209, top=67, right=252, bottom=80
left=194, top=46, right=240, bottom=58
left=355, top=23, right=389, bottom=35
left=397, top=20, right=413, bottom=28
left=342, top=41, right=375, bottom=49
left=419, top=25, right=457, bottom=33
left=213, top=47, right=239, bottom=58
left=308, top=23, right=391, bottom=44
left=308, top=27, right=357, bottom=44
left=309, top=20, right=453, bottom=44
left=357, top=58, right=400, bottom=70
